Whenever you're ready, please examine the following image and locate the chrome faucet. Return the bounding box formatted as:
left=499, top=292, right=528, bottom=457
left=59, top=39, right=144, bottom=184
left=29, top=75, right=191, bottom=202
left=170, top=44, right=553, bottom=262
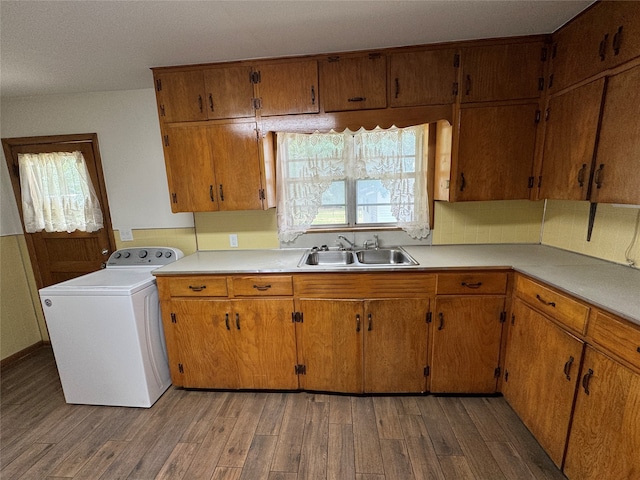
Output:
left=337, top=235, right=356, bottom=250
left=363, top=234, right=380, bottom=250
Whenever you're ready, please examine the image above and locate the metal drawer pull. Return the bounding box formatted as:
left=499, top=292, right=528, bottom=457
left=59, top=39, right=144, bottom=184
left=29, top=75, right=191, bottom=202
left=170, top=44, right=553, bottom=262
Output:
left=582, top=368, right=594, bottom=395
left=348, top=97, right=366, bottom=102
left=563, top=356, right=574, bottom=380
left=188, top=285, right=207, bottom=292
left=536, top=294, right=556, bottom=307
left=253, top=284, right=272, bottom=291
left=438, top=312, right=444, bottom=330
left=225, top=313, right=230, bottom=330
left=461, top=282, right=482, bottom=289
left=368, top=313, right=372, bottom=331
left=356, top=314, right=361, bottom=332
left=235, top=313, right=240, bottom=330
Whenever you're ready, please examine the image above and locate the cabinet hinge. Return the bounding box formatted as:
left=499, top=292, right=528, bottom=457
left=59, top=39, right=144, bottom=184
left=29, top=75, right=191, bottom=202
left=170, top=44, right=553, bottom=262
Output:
left=504, top=369, right=509, bottom=382
left=327, top=55, right=340, bottom=63
left=500, top=311, right=507, bottom=323
left=171, top=193, right=178, bottom=204
left=494, top=367, right=501, bottom=378
left=538, top=77, right=545, bottom=91
left=368, top=52, right=381, bottom=60
left=259, top=189, right=266, bottom=201
left=424, top=366, right=430, bottom=377
left=541, top=47, right=548, bottom=62
left=426, top=311, right=432, bottom=323
left=163, top=135, right=170, bottom=147
left=535, top=110, right=541, bottom=124
left=292, top=311, right=304, bottom=323
left=171, top=313, right=177, bottom=323
left=156, top=78, right=162, bottom=91
left=295, top=364, right=306, bottom=375
left=528, top=176, right=535, bottom=189
left=453, top=54, right=460, bottom=68
left=452, top=82, right=459, bottom=96
left=160, top=105, right=166, bottom=117
left=253, top=97, right=262, bottom=110
left=178, top=363, right=184, bottom=374
left=250, top=70, right=261, bottom=84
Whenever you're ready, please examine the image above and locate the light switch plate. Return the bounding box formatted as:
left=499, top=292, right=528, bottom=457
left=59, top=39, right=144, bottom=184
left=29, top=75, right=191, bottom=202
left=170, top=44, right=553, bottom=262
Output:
left=229, top=234, right=238, bottom=248
left=119, top=228, right=134, bottom=241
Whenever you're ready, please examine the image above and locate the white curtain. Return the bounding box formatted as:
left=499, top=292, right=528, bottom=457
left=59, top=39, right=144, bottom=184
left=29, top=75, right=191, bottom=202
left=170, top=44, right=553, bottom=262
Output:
left=276, top=124, right=429, bottom=242
left=18, top=151, right=104, bottom=233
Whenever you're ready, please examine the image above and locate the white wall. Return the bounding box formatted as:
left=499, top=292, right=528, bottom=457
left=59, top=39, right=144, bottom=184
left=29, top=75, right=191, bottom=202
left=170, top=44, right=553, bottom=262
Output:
left=0, top=88, right=193, bottom=232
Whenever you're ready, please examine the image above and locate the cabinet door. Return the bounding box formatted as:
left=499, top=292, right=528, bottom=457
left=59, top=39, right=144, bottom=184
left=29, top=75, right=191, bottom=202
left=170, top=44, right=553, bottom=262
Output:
left=203, top=65, right=255, bottom=120
left=233, top=299, right=298, bottom=390
left=455, top=103, right=538, bottom=201
left=431, top=296, right=504, bottom=393
left=168, top=299, right=239, bottom=389
left=564, top=347, right=640, bottom=480
left=364, top=299, right=429, bottom=393
left=296, top=299, right=363, bottom=393
left=590, top=64, right=640, bottom=204
left=163, top=125, right=218, bottom=212
left=256, top=61, right=319, bottom=116
left=321, top=53, right=387, bottom=112
left=502, top=299, right=583, bottom=467
left=538, top=79, right=604, bottom=201
left=207, top=122, right=264, bottom=210
left=460, top=42, right=544, bottom=103
left=154, top=70, right=207, bottom=122
left=389, top=49, right=457, bottom=107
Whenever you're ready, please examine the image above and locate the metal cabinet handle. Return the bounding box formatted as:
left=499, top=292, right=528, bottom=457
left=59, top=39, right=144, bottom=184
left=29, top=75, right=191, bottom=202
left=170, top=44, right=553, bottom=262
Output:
left=311, top=85, right=316, bottom=105
left=253, top=284, right=271, bottom=291
left=461, top=282, right=482, bottom=289
left=438, top=312, right=444, bottom=330
left=225, top=313, right=230, bottom=330
left=577, top=164, right=587, bottom=188
left=235, top=313, right=240, bottom=330
left=599, top=34, right=609, bottom=61
left=582, top=368, right=594, bottom=395
left=219, top=184, right=225, bottom=201
left=395, top=78, right=400, bottom=98
left=209, top=185, right=214, bottom=202
left=459, top=173, right=466, bottom=192
left=188, top=285, right=206, bottom=292
left=209, top=93, right=214, bottom=112
left=367, top=313, right=372, bottom=331
left=612, top=26, right=623, bottom=55
left=356, top=314, right=361, bottom=332
left=198, top=95, right=203, bottom=112
left=465, top=74, right=472, bottom=95
left=536, top=294, right=556, bottom=307
left=594, top=164, right=604, bottom=189
left=563, top=356, right=575, bottom=380
left=348, top=97, right=366, bottom=102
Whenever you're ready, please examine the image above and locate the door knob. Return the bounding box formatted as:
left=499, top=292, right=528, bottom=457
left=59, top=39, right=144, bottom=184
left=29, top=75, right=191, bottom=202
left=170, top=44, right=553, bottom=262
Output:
left=101, top=249, right=109, bottom=255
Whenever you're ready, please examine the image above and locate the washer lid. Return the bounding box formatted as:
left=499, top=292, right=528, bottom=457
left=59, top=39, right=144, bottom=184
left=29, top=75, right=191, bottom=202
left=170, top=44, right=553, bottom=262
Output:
left=39, top=268, right=155, bottom=296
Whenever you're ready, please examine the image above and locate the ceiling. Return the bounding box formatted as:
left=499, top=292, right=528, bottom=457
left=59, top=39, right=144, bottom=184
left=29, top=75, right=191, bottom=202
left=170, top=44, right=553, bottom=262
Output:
left=0, top=0, right=593, bottom=99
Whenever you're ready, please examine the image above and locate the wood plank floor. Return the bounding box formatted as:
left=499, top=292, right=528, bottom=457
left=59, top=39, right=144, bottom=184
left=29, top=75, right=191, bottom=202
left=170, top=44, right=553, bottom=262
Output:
left=1, top=347, right=567, bottom=480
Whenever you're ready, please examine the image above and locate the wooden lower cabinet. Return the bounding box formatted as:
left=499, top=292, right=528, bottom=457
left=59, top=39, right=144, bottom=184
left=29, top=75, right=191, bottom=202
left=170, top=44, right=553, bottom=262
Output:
left=563, top=346, right=640, bottom=480
left=295, top=298, right=429, bottom=393
left=502, top=299, right=584, bottom=467
left=163, top=298, right=297, bottom=389
left=430, top=296, right=505, bottom=393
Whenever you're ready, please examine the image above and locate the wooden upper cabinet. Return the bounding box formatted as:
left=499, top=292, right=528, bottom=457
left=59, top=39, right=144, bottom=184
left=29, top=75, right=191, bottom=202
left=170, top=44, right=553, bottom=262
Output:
left=460, top=41, right=545, bottom=103
left=452, top=102, right=539, bottom=201
left=389, top=48, right=458, bottom=107
left=550, top=1, right=640, bottom=92
left=538, top=78, right=604, bottom=201
left=589, top=64, right=640, bottom=204
left=203, top=65, right=255, bottom=120
left=154, top=70, right=208, bottom=123
left=320, top=53, right=387, bottom=112
left=162, top=125, right=218, bottom=212
left=254, top=60, right=319, bottom=116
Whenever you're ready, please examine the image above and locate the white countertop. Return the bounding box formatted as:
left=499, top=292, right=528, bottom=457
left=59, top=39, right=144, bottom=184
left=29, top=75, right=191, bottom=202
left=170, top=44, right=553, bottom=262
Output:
left=153, top=244, right=640, bottom=325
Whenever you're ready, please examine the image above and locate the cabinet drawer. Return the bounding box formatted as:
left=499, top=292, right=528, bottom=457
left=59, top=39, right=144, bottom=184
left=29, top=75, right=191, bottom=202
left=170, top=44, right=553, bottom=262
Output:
left=587, top=311, right=640, bottom=370
left=515, top=275, right=589, bottom=334
left=232, top=276, right=293, bottom=296
left=167, top=276, right=228, bottom=297
left=437, top=272, right=508, bottom=295
left=294, top=273, right=436, bottom=298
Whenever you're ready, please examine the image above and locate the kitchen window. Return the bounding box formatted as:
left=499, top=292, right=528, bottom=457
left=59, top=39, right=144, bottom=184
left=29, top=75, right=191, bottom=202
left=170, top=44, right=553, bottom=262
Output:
left=276, top=124, right=430, bottom=242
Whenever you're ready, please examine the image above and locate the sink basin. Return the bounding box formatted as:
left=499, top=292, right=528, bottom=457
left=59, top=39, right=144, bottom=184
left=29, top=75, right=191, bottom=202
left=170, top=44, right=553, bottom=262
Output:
left=300, top=250, right=355, bottom=266
left=355, top=248, right=418, bottom=265
left=298, top=247, right=418, bottom=267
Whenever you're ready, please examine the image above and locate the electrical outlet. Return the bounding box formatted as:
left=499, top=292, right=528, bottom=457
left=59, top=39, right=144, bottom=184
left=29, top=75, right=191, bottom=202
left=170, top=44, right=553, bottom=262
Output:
left=229, top=234, right=238, bottom=248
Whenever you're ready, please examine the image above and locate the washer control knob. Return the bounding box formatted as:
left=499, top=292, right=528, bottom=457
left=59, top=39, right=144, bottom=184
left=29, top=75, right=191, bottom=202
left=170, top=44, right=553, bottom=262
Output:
left=123, top=251, right=131, bottom=258
left=139, top=250, right=148, bottom=258
left=165, top=251, right=173, bottom=258
left=114, top=252, right=122, bottom=259
left=155, top=251, right=163, bottom=258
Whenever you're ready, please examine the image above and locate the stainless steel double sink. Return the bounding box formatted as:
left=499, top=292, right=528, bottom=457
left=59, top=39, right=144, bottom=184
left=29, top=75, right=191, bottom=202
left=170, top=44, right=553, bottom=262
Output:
left=298, top=247, right=419, bottom=267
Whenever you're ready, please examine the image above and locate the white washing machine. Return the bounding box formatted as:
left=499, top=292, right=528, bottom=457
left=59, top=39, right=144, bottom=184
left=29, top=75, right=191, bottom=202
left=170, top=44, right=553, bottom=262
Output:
left=39, top=247, right=183, bottom=408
